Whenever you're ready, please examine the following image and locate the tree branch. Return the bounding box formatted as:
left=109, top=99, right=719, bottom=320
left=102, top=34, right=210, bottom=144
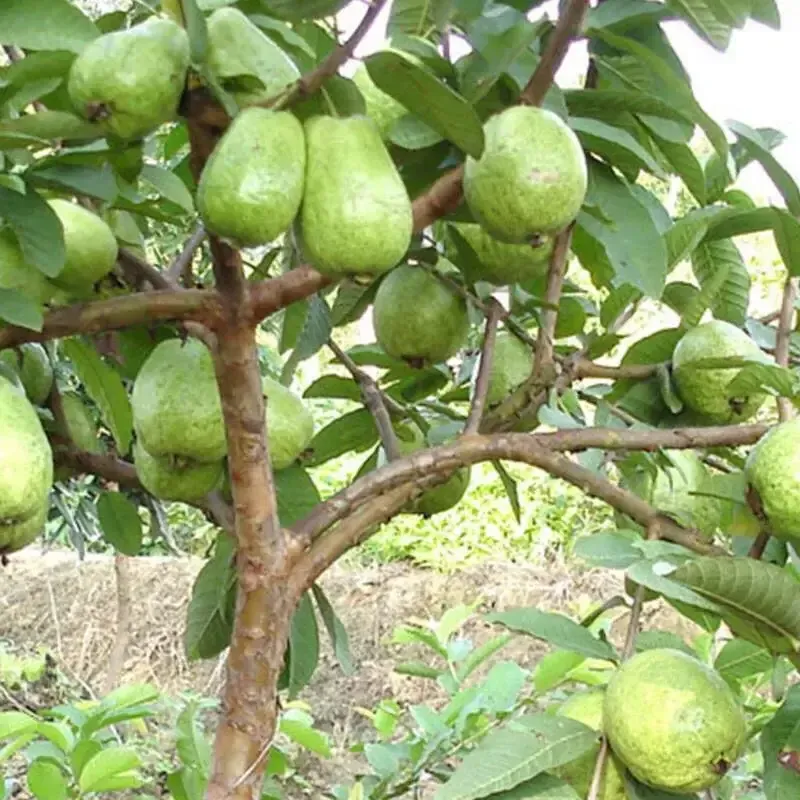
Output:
left=249, top=266, right=333, bottom=323
left=118, top=248, right=176, bottom=290
left=167, top=224, right=206, bottom=286
left=54, top=447, right=141, bottom=488
left=465, top=299, right=503, bottom=434
left=411, top=166, right=466, bottom=233
left=573, top=359, right=661, bottom=381
left=775, top=276, right=796, bottom=423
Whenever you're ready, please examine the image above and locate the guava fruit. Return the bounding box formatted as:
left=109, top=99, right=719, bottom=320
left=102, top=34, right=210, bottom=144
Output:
left=0, top=377, right=53, bottom=553
left=451, top=223, right=554, bottom=285
left=47, top=200, right=119, bottom=295
left=604, top=648, right=746, bottom=793
left=300, top=115, right=413, bottom=276
left=373, top=264, right=469, bottom=367
left=59, top=392, right=101, bottom=454
left=261, top=0, right=349, bottom=20
left=134, top=441, right=223, bottom=503
left=263, top=377, right=315, bottom=471
left=352, top=65, right=406, bottom=140
left=0, top=229, right=56, bottom=305
left=672, top=320, right=768, bottom=424
left=486, top=332, right=533, bottom=407
left=131, top=338, right=226, bottom=464
left=197, top=108, right=305, bottom=248
left=551, top=690, right=628, bottom=800
left=464, top=106, right=587, bottom=242
left=68, top=17, right=190, bottom=141
left=745, top=419, right=800, bottom=541
left=0, top=344, right=53, bottom=406
left=0, top=501, right=48, bottom=556
left=206, top=8, right=300, bottom=108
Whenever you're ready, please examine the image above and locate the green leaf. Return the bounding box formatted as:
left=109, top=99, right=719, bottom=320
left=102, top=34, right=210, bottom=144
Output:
left=687, top=238, right=749, bottom=327
left=573, top=531, right=640, bottom=569
left=564, top=89, right=692, bottom=123
left=78, top=746, right=141, bottom=793
left=280, top=710, right=331, bottom=757
left=653, top=137, right=706, bottom=203
left=634, top=629, right=695, bottom=656
left=0, top=288, right=43, bottom=331
left=27, top=761, right=68, bottom=800
left=330, top=278, right=380, bottom=327
left=96, top=492, right=143, bottom=556
left=60, top=338, right=133, bottom=454
left=275, top=465, right=320, bottom=527
left=0, top=712, right=36, bottom=740
left=181, top=0, right=209, bottom=64
left=28, top=163, right=117, bottom=202
left=388, top=0, right=454, bottom=37
left=761, top=685, right=800, bottom=800
left=663, top=207, right=724, bottom=269
left=665, top=0, right=733, bottom=50
left=570, top=117, right=664, bottom=177
left=492, top=461, right=521, bottom=524
left=305, top=408, right=378, bottom=466
left=0, top=0, right=99, bottom=53
left=750, top=0, right=781, bottom=28
left=303, top=375, right=361, bottom=402
left=486, top=608, right=617, bottom=662
left=532, top=650, right=586, bottom=693
left=0, top=185, right=64, bottom=277
left=484, top=774, right=581, bottom=799
left=288, top=592, right=319, bottom=699
left=714, top=639, right=773, bottom=682
left=0, top=111, right=99, bottom=142
left=365, top=51, right=485, bottom=159
left=140, top=164, right=194, bottom=213
left=293, top=294, right=331, bottom=362
left=312, top=583, right=354, bottom=675
left=772, top=209, right=800, bottom=278
left=726, top=361, right=798, bottom=400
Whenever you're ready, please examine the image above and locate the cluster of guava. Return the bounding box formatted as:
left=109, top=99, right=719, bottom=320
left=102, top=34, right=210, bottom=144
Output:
left=551, top=648, right=747, bottom=798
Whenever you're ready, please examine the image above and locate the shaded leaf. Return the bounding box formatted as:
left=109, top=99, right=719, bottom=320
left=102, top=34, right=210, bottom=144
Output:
left=275, top=465, right=320, bottom=527
left=665, top=0, right=733, bottom=50
left=492, top=461, right=521, bottom=524
left=715, top=639, right=773, bottom=682
left=571, top=117, right=664, bottom=177
left=288, top=592, right=319, bottom=698
left=96, top=492, right=142, bottom=556
left=688, top=238, right=750, bottom=327
left=0, top=185, right=64, bottom=277
left=305, top=409, right=378, bottom=466
left=312, top=583, right=354, bottom=675
left=761, top=685, right=800, bottom=800
left=573, top=531, right=640, bottom=569
left=0, top=289, right=43, bottom=331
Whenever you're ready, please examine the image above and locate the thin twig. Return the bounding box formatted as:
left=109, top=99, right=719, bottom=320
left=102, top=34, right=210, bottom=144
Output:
left=775, top=276, right=796, bottom=422
left=586, top=738, right=609, bottom=800
left=465, top=299, right=503, bottom=434
left=747, top=530, right=770, bottom=560
left=167, top=224, right=206, bottom=286
left=117, top=248, right=175, bottom=290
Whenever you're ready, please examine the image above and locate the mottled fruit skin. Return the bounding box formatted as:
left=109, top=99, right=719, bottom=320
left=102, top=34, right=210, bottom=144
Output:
left=198, top=108, right=305, bottom=248
left=206, top=8, right=300, bottom=108
left=134, top=441, right=223, bottom=503
left=373, top=265, right=469, bottom=366
left=452, top=223, right=553, bottom=285
left=605, top=649, right=746, bottom=793
left=0, top=377, right=53, bottom=550
left=464, top=107, right=587, bottom=242
left=352, top=65, right=406, bottom=140
left=552, top=691, right=628, bottom=800
left=261, top=0, right=349, bottom=20
left=47, top=200, right=119, bottom=294
left=263, top=377, right=314, bottom=471
left=0, top=501, right=48, bottom=556
left=0, top=230, right=55, bottom=305
left=68, top=17, right=190, bottom=140
left=0, top=343, right=53, bottom=406
left=300, top=115, right=413, bottom=276
left=745, top=419, right=800, bottom=541
left=59, top=392, right=101, bottom=454
left=132, top=339, right=226, bottom=464
left=486, top=332, right=534, bottom=406
left=673, top=320, right=768, bottom=424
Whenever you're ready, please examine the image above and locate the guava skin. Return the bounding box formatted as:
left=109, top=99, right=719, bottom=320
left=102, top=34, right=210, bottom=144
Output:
left=131, top=339, right=226, bottom=464
left=373, top=265, right=469, bottom=366
left=352, top=65, right=406, bottom=140
left=452, top=223, right=554, bottom=285
left=604, top=649, right=746, bottom=793
left=197, top=108, right=306, bottom=248
left=300, top=115, right=413, bottom=276
left=0, top=377, right=53, bottom=532
left=552, top=690, right=628, bottom=800
left=67, top=17, right=190, bottom=141
left=59, top=392, right=101, bottom=454
left=263, top=377, right=315, bottom=471
left=745, top=419, right=800, bottom=541
left=0, top=501, right=48, bottom=556
left=672, top=320, right=768, bottom=424
left=134, top=441, right=223, bottom=503
left=206, top=8, right=300, bottom=108
left=486, top=332, right=534, bottom=407
left=46, top=200, right=119, bottom=295
left=0, top=230, right=56, bottom=305
left=0, top=343, right=53, bottom=406
left=464, top=106, right=588, bottom=242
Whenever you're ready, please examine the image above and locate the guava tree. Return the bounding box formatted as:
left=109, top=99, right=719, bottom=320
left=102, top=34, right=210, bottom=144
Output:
left=1, top=0, right=800, bottom=799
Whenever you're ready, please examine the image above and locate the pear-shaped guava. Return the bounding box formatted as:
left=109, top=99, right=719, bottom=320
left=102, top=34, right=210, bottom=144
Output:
left=0, top=230, right=55, bottom=305
left=68, top=17, right=190, bottom=141
left=551, top=690, right=628, bottom=800
left=672, top=320, right=768, bottom=424
left=59, top=391, right=101, bottom=454
left=47, top=200, right=119, bottom=295
left=352, top=64, right=406, bottom=140
left=206, top=8, right=300, bottom=108
left=486, top=332, right=533, bottom=407
left=300, top=115, right=413, bottom=276
left=134, top=441, right=223, bottom=503
left=605, top=649, right=746, bottom=793
left=261, top=0, right=349, bottom=20
left=263, top=377, right=314, bottom=471
left=464, top=106, right=587, bottom=242
left=373, top=264, right=469, bottom=367
left=197, top=108, right=305, bottom=248
left=132, top=338, right=226, bottom=464
left=0, top=501, right=48, bottom=556
left=0, top=344, right=53, bottom=406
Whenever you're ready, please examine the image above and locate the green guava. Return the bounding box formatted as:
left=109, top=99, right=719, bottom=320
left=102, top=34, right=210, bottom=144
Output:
left=0, top=501, right=48, bottom=556
left=551, top=690, right=628, bottom=800
left=206, top=8, right=300, bottom=108
left=0, top=229, right=56, bottom=305
left=464, top=106, right=587, bottom=242
left=451, top=222, right=554, bottom=285
left=0, top=344, right=53, bottom=406
left=300, top=115, right=413, bottom=276
left=263, top=377, right=315, bottom=471
left=604, top=648, right=746, bottom=793
left=261, top=0, right=349, bottom=20
left=672, top=320, right=769, bottom=424
left=352, top=64, right=406, bottom=140
left=134, top=441, right=223, bottom=503
left=197, top=108, right=305, bottom=248
left=68, top=17, right=190, bottom=140
left=131, top=338, right=226, bottom=464
left=373, top=264, right=469, bottom=367
left=59, top=392, right=101, bottom=454
left=0, top=377, right=53, bottom=550
left=745, top=419, right=800, bottom=541
left=47, top=200, right=119, bottom=295
left=486, top=332, right=534, bottom=407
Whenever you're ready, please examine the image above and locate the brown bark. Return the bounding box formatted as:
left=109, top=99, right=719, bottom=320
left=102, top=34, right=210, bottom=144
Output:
left=104, top=554, right=132, bottom=694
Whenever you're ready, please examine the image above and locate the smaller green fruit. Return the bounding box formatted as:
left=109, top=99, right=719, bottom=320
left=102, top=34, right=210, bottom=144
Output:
left=486, top=332, right=533, bottom=406
left=0, top=344, right=53, bottom=406
left=59, top=392, right=101, bottom=454
left=134, top=441, right=223, bottom=503
left=0, top=229, right=55, bottom=305
left=352, top=64, right=406, bottom=140
left=0, top=500, right=48, bottom=556
left=263, top=377, right=315, bottom=470
left=373, top=264, right=469, bottom=367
